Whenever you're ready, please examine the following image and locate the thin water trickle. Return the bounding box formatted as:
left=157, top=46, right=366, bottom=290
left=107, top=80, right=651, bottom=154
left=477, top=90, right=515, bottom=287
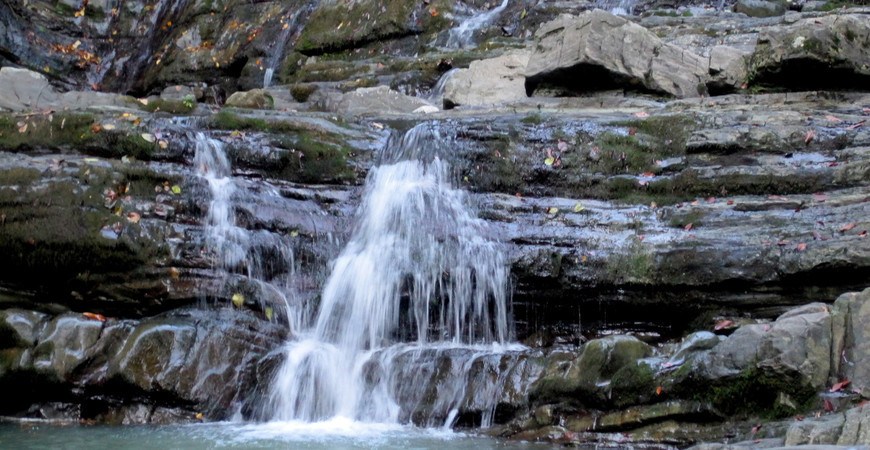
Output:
left=445, top=0, right=510, bottom=49
left=193, top=132, right=301, bottom=329
left=266, top=124, right=516, bottom=427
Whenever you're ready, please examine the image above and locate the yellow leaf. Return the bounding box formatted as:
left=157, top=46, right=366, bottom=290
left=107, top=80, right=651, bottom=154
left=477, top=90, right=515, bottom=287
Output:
left=126, top=212, right=141, bottom=223
left=546, top=207, right=559, bottom=214
left=290, top=230, right=299, bottom=237
left=231, top=293, right=244, bottom=308
left=72, top=40, right=81, bottom=49
left=544, top=157, right=555, bottom=166
left=195, top=413, right=203, bottom=420
left=573, top=203, right=585, bottom=213
left=102, top=123, right=116, bottom=130
left=158, top=140, right=168, bottom=149
left=138, top=98, right=149, bottom=105
left=171, top=185, right=181, bottom=194
left=140, top=133, right=155, bottom=143
left=265, top=307, right=274, bottom=321
left=520, top=8, right=527, bottom=19
left=169, top=267, right=180, bottom=279
left=17, top=123, right=27, bottom=133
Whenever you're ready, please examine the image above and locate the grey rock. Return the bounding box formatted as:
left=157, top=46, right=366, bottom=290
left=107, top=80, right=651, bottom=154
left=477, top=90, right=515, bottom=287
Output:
left=749, top=14, right=870, bottom=90
left=839, top=402, right=870, bottom=445
left=703, top=303, right=832, bottom=388
left=225, top=89, right=274, bottom=109
left=0, top=309, right=47, bottom=347
left=525, top=10, right=708, bottom=98
left=832, top=288, right=870, bottom=398
left=0, top=67, right=132, bottom=112
left=708, top=45, right=751, bottom=92
left=32, top=314, right=104, bottom=379
left=331, top=86, right=435, bottom=115
left=668, top=331, right=721, bottom=366
left=785, top=412, right=845, bottom=445
left=443, top=50, right=530, bottom=108
left=734, top=0, right=787, bottom=18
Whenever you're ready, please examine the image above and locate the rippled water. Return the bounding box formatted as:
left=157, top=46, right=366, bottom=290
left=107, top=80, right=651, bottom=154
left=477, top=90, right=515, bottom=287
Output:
left=0, top=419, right=549, bottom=449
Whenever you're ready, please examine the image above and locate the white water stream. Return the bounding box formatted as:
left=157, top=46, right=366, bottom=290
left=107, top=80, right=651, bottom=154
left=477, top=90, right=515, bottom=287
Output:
left=445, top=0, right=510, bottom=49
left=265, top=124, right=515, bottom=427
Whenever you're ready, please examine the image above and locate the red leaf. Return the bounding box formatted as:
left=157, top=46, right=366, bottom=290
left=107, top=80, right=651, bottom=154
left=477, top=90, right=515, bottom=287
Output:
left=830, top=379, right=851, bottom=393
left=751, top=424, right=762, bottom=435
left=777, top=241, right=789, bottom=246
left=714, top=319, right=733, bottom=330
left=824, top=399, right=834, bottom=412
left=796, top=243, right=807, bottom=251
left=640, top=172, right=655, bottom=177
left=840, top=222, right=857, bottom=232
left=684, top=223, right=693, bottom=231
left=860, top=230, right=868, bottom=238
left=813, top=231, right=823, bottom=240
left=805, top=129, right=815, bottom=143
left=628, top=127, right=637, bottom=136
left=727, top=200, right=734, bottom=205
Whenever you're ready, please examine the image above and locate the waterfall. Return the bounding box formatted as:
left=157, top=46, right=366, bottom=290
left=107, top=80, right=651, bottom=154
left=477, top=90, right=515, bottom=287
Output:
left=445, top=0, right=510, bottom=49
left=193, top=132, right=301, bottom=329
left=265, top=124, right=515, bottom=426
left=263, top=4, right=314, bottom=88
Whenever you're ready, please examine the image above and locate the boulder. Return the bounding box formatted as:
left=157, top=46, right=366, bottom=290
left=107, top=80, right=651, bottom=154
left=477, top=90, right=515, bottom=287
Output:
left=225, top=89, right=274, bottom=109
left=831, top=288, right=870, bottom=396
left=443, top=50, right=530, bottom=108
left=785, top=411, right=845, bottom=445
left=0, top=67, right=132, bottom=112
left=524, top=10, right=708, bottom=98
left=702, top=303, right=832, bottom=389
left=707, top=45, right=751, bottom=93
left=734, top=0, right=787, bottom=18
left=331, top=86, right=435, bottom=115
left=839, top=402, right=870, bottom=445
left=749, top=14, right=870, bottom=90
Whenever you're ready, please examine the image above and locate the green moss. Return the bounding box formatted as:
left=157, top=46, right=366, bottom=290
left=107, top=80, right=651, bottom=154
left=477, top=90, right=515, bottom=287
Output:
left=704, top=369, right=817, bottom=418
left=271, top=131, right=355, bottom=184
left=611, top=363, right=657, bottom=408
left=0, top=168, right=41, bottom=186
left=0, top=113, right=97, bottom=151
left=606, top=240, right=654, bottom=283
left=139, top=98, right=196, bottom=114
left=667, top=209, right=706, bottom=228
left=290, top=83, right=319, bottom=102
left=295, top=0, right=416, bottom=55
left=208, top=110, right=307, bottom=134
left=521, top=114, right=543, bottom=125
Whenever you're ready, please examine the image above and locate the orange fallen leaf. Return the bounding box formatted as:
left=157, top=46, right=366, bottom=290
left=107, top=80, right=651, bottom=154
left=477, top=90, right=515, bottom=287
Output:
left=830, top=379, right=851, bottom=393
left=82, top=312, right=107, bottom=322
left=825, top=115, right=842, bottom=122
left=847, top=120, right=866, bottom=130
left=769, top=195, right=789, bottom=201
left=796, top=243, right=807, bottom=251
left=656, top=386, right=663, bottom=395
left=684, top=223, right=693, bottom=231
left=805, top=129, right=815, bottom=143
left=714, top=319, right=733, bottom=330
left=840, top=222, right=857, bottom=232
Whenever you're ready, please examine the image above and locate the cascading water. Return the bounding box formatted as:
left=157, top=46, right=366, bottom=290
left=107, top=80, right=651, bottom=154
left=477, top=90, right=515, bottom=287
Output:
left=193, top=132, right=301, bottom=329
left=265, top=124, right=518, bottom=427
left=445, top=0, right=510, bottom=49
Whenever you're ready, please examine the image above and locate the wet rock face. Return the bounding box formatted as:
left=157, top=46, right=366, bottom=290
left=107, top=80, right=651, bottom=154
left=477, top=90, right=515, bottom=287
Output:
left=0, top=307, right=286, bottom=422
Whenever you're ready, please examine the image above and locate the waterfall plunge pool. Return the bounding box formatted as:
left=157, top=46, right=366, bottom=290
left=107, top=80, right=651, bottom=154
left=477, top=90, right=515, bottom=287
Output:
left=0, top=419, right=553, bottom=449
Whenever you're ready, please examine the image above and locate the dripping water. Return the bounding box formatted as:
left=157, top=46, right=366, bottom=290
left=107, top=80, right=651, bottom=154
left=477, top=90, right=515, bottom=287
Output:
left=265, top=123, right=518, bottom=427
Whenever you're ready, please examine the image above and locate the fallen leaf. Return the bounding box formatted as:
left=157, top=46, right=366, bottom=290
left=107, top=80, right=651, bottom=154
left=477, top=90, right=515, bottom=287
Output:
left=126, top=212, right=141, bottom=223
left=656, top=386, right=663, bottom=395
left=158, top=140, right=168, bottom=149
left=840, top=222, right=857, bottom=232
left=169, top=267, right=180, bottom=279
left=860, top=230, right=868, bottom=238
left=102, top=123, right=116, bottom=130
left=17, top=122, right=27, bottom=133
left=777, top=240, right=789, bottom=246
left=195, top=413, right=203, bottom=420
left=727, top=200, right=735, bottom=205
left=714, top=319, right=733, bottom=330
left=546, top=207, right=559, bottom=214
left=573, top=203, right=585, bottom=213
left=140, top=133, right=156, bottom=143
left=290, top=230, right=299, bottom=237
left=824, top=399, right=834, bottom=413
left=171, top=185, right=182, bottom=195
left=825, top=115, right=842, bottom=122
left=633, top=111, right=649, bottom=118
left=641, top=172, right=655, bottom=177
left=638, top=179, right=649, bottom=186
left=812, top=193, right=828, bottom=202
left=796, top=243, right=807, bottom=251
left=769, top=195, right=790, bottom=201
left=544, top=157, right=555, bottom=166
left=805, top=129, right=815, bottom=143
left=231, top=293, right=245, bottom=308
left=557, top=140, right=568, bottom=152
left=847, top=120, right=866, bottom=130
left=830, top=379, right=851, bottom=393
left=751, top=424, right=762, bottom=435
left=82, top=312, right=107, bottom=322
left=684, top=223, right=693, bottom=231
left=706, top=197, right=716, bottom=204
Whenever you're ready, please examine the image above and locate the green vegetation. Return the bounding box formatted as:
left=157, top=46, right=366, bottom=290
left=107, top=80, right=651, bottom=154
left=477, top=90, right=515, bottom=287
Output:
left=606, top=240, right=654, bottom=283
left=818, top=0, right=870, bottom=11
left=703, top=369, right=817, bottom=418
left=521, top=114, right=544, bottom=125
left=0, top=113, right=97, bottom=150
left=290, top=83, right=319, bottom=102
